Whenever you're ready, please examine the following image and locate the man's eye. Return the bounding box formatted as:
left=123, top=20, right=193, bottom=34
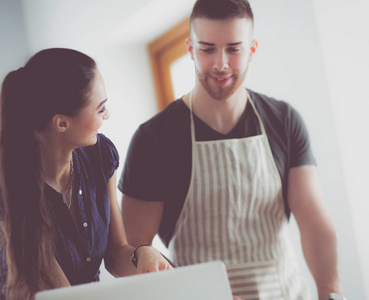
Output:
left=201, top=48, right=214, bottom=53
left=228, top=48, right=240, bottom=53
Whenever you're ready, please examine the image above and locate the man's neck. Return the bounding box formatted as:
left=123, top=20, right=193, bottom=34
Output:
left=184, top=86, right=248, bottom=135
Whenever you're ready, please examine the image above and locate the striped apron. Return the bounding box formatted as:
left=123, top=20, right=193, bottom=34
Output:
left=168, top=93, right=310, bottom=299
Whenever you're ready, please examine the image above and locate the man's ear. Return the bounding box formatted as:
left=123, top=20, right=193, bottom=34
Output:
left=52, top=114, right=69, bottom=132
left=249, top=40, right=258, bottom=62
left=185, top=38, right=194, bottom=60
left=251, top=40, right=258, bottom=53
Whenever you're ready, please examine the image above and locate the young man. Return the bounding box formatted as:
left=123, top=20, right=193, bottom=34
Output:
left=119, top=0, right=345, bottom=299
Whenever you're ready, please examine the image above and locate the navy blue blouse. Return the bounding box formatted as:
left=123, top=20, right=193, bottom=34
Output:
left=50, top=133, right=119, bottom=285
left=0, top=133, right=119, bottom=289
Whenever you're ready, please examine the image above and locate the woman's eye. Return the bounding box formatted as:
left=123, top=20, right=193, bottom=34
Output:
left=99, top=106, right=106, bottom=114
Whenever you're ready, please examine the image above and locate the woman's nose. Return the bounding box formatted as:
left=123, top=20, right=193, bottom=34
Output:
left=103, top=108, right=110, bottom=120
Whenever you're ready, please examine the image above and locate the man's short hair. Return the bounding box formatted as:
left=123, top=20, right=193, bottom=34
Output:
left=190, top=0, right=254, bottom=23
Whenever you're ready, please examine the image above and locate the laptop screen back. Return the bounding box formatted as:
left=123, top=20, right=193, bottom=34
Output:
left=35, top=261, right=233, bottom=300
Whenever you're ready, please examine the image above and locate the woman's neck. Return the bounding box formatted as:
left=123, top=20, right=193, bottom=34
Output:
left=38, top=133, right=73, bottom=193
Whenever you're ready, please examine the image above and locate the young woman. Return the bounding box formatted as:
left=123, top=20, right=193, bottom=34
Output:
left=0, top=48, right=170, bottom=300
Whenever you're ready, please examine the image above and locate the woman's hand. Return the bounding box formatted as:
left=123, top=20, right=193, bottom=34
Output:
left=135, top=245, right=172, bottom=273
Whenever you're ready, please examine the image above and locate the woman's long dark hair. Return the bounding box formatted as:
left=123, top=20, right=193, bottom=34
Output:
left=0, top=48, right=96, bottom=299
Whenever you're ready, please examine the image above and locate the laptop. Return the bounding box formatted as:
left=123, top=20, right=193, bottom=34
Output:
left=35, top=261, right=233, bottom=300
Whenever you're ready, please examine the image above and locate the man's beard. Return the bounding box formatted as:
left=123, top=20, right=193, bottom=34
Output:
left=196, top=68, right=248, bottom=101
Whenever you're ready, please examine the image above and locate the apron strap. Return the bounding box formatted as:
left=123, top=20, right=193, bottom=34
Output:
left=189, top=90, right=267, bottom=139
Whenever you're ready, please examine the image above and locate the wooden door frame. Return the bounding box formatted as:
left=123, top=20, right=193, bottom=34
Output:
left=149, top=18, right=190, bottom=111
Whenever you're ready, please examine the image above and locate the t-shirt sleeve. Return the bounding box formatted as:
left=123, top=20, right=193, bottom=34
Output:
left=288, top=106, right=316, bottom=167
left=118, top=126, right=169, bottom=202
left=98, top=134, right=120, bottom=180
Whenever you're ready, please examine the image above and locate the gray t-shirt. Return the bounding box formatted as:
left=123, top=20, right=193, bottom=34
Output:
left=119, top=89, right=315, bottom=247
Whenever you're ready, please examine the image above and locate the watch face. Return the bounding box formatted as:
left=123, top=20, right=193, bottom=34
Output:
left=327, top=293, right=346, bottom=300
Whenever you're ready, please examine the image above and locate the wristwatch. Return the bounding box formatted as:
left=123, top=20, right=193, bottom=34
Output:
left=130, top=244, right=151, bottom=268
left=321, top=293, right=346, bottom=300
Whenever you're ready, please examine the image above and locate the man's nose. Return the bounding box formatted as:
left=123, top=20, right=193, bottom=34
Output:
left=214, top=50, right=229, bottom=71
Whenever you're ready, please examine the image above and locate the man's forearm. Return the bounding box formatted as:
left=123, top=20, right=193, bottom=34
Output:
left=300, top=222, right=342, bottom=298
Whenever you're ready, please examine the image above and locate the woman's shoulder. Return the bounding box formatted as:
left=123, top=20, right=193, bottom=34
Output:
left=75, top=134, right=119, bottom=180
left=75, top=133, right=116, bottom=155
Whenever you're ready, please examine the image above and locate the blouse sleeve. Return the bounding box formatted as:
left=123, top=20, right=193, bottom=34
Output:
left=98, top=134, right=120, bottom=181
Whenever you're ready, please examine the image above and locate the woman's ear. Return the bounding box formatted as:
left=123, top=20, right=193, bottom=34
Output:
left=51, top=114, right=69, bottom=132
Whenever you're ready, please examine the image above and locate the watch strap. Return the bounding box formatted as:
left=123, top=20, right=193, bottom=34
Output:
left=130, top=244, right=152, bottom=268
left=321, top=293, right=346, bottom=300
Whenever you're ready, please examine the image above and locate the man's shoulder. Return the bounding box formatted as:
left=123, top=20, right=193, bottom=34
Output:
left=248, top=89, right=293, bottom=116
left=138, top=99, right=190, bottom=138
left=247, top=89, right=302, bottom=129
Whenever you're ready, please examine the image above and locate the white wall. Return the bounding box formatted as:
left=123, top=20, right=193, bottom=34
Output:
left=312, top=0, right=369, bottom=297
left=1, top=0, right=364, bottom=298
left=0, top=0, right=30, bottom=81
